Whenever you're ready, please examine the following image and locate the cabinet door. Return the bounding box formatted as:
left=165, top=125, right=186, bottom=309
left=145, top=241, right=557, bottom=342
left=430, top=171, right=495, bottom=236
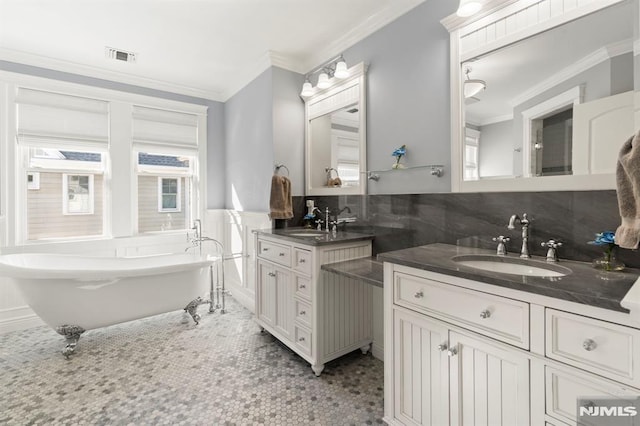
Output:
left=393, top=309, right=450, bottom=426
left=256, top=260, right=295, bottom=342
left=256, top=260, right=277, bottom=328
left=449, top=331, right=530, bottom=426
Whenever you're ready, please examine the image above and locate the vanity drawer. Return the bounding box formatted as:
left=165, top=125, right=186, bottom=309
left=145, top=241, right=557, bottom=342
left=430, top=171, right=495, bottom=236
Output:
left=292, top=248, right=312, bottom=276
left=294, top=325, right=312, bottom=357
left=545, top=366, right=639, bottom=425
left=295, top=298, right=312, bottom=328
left=295, top=275, right=312, bottom=301
left=546, top=309, right=640, bottom=388
left=257, top=239, right=291, bottom=267
left=394, top=272, right=529, bottom=349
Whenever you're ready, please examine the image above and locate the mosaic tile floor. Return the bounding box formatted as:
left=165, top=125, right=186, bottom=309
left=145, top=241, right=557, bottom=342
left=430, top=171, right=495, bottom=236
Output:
left=0, top=296, right=384, bottom=425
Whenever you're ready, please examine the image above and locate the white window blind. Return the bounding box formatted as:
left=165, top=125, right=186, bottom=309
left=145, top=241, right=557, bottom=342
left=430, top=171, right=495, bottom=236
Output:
left=16, top=87, right=109, bottom=151
left=132, top=106, right=199, bottom=155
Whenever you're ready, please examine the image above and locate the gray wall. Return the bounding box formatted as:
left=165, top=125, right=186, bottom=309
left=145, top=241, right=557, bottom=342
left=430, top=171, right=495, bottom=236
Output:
left=272, top=67, right=305, bottom=197
left=340, top=0, right=456, bottom=194
left=223, top=66, right=305, bottom=212
left=224, top=68, right=274, bottom=211
left=0, top=60, right=227, bottom=210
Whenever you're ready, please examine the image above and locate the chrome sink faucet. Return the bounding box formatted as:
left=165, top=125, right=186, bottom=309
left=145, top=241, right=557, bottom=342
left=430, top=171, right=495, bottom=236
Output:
left=312, top=207, right=331, bottom=232
left=508, top=213, right=531, bottom=258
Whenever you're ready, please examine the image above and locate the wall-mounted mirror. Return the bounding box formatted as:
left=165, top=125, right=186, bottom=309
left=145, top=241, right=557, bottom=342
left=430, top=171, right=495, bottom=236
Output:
left=444, top=0, right=639, bottom=192
left=303, top=63, right=367, bottom=196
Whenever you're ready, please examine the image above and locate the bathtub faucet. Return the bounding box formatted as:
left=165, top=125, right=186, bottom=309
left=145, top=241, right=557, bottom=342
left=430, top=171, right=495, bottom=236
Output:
left=185, top=219, right=227, bottom=317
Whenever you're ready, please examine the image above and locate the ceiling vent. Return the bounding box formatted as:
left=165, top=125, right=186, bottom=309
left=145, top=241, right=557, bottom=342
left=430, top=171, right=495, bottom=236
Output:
left=105, top=47, right=137, bottom=63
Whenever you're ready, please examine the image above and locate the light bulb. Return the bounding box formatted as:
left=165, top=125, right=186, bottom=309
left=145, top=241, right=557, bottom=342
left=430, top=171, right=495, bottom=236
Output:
left=334, top=61, right=348, bottom=79
left=300, top=81, right=313, bottom=97
left=457, top=0, right=482, bottom=17
left=317, top=72, right=330, bottom=89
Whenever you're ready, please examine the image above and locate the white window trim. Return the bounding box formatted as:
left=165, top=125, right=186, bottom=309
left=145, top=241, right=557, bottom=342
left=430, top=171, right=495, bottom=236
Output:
left=157, top=176, right=181, bottom=213
left=2, top=71, right=207, bottom=246
left=62, top=174, right=95, bottom=215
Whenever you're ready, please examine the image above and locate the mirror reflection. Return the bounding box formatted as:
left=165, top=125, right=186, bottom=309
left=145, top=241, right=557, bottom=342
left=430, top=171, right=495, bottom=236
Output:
left=309, top=104, right=361, bottom=189
left=462, top=0, right=635, bottom=182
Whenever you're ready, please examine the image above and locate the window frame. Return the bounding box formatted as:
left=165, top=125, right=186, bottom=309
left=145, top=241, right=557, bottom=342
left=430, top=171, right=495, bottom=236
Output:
left=157, top=176, right=181, bottom=213
left=62, top=173, right=95, bottom=215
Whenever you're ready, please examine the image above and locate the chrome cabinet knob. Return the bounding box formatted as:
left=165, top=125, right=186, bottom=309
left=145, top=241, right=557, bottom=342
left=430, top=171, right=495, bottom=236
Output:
left=583, top=338, right=597, bottom=351
left=437, top=343, right=448, bottom=352
left=414, top=291, right=424, bottom=299
left=447, top=347, right=458, bottom=357
left=480, top=309, right=491, bottom=319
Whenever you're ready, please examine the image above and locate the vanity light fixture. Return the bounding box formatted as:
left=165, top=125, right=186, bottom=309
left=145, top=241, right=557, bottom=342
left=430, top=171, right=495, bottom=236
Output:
left=300, top=79, right=314, bottom=97
left=457, top=0, right=482, bottom=17
left=300, top=54, right=349, bottom=97
left=334, top=56, right=349, bottom=79
left=463, top=66, right=486, bottom=98
left=317, top=71, right=331, bottom=89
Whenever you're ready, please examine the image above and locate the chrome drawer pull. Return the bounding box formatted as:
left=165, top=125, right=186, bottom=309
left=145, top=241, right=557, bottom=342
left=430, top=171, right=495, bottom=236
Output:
left=299, top=311, right=306, bottom=315
left=299, top=259, right=306, bottom=263
left=298, top=337, right=305, bottom=342
left=299, top=284, right=306, bottom=289
left=583, top=338, right=597, bottom=351
left=437, top=343, right=448, bottom=352
left=480, top=310, right=491, bottom=319
left=447, top=347, right=458, bottom=357
left=263, top=247, right=270, bottom=251
left=279, top=252, right=285, bottom=257
left=414, top=291, right=424, bottom=299
left=267, top=272, right=276, bottom=277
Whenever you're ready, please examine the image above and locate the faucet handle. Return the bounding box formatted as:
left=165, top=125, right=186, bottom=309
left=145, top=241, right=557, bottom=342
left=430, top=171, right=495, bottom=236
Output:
left=492, top=236, right=510, bottom=256
left=541, top=239, right=562, bottom=262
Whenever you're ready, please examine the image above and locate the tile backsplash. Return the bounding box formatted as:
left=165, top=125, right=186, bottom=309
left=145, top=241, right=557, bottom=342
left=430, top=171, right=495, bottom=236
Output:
left=289, top=191, right=640, bottom=268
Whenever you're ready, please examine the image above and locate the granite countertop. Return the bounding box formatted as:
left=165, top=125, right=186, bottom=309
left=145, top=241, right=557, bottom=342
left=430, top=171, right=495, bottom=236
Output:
left=377, top=243, right=639, bottom=313
left=321, top=257, right=383, bottom=288
left=254, top=227, right=374, bottom=246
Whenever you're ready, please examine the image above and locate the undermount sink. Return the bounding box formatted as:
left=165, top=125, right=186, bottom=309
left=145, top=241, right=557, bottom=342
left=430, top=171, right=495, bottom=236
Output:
left=452, top=254, right=572, bottom=277
left=285, top=231, right=328, bottom=237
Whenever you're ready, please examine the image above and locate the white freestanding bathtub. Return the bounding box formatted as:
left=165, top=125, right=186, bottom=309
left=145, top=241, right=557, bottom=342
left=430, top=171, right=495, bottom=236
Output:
left=0, top=252, right=216, bottom=357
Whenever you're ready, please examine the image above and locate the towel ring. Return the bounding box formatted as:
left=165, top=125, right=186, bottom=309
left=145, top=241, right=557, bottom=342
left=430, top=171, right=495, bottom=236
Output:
left=325, top=167, right=342, bottom=187
left=274, top=164, right=289, bottom=176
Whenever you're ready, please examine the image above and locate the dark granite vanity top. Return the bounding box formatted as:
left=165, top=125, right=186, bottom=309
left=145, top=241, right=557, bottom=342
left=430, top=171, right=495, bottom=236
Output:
left=254, top=227, right=374, bottom=246
left=321, top=257, right=383, bottom=287
left=377, top=243, right=639, bottom=313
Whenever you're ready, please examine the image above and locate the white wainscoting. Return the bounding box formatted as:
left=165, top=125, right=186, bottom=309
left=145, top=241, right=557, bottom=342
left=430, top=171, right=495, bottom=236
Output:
left=205, top=210, right=271, bottom=313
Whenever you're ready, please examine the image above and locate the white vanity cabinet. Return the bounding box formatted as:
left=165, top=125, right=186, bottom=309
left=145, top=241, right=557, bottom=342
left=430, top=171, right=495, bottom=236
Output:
left=383, top=261, right=640, bottom=426
left=254, top=232, right=373, bottom=376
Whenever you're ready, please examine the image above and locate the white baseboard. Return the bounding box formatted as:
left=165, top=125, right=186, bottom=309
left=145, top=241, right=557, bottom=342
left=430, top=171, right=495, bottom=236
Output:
left=227, top=287, right=255, bottom=314
left=0, top=306, right=44, bottom=334
left=372, top=340, right=384, bottom=361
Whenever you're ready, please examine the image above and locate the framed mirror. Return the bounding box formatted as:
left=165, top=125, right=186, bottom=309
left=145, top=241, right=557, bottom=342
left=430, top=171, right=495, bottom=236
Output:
left=444, top=0, right=639, bottom=192
left=303, top=63, right=367, bottom=196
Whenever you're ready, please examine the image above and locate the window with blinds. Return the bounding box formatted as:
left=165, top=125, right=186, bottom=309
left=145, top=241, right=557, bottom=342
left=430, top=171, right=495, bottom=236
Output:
left=16, top=88, right=108, bottom=241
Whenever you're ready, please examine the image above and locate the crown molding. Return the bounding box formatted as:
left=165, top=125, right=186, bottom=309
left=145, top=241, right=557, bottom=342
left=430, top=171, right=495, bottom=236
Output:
left=509, top=40, right=633, bottom=108
left=0, top=47, right=225, bottom=102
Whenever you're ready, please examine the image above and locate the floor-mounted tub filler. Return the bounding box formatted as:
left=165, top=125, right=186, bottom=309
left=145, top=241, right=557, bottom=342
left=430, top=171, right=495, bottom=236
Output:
left=0, top=250, right=223, bottom=358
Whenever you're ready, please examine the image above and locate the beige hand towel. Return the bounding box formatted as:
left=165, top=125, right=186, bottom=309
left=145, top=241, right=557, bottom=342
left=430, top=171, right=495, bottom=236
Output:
left=269, top=175, right=293, bottom=220
left=615, top=130, right=640, bottom=249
